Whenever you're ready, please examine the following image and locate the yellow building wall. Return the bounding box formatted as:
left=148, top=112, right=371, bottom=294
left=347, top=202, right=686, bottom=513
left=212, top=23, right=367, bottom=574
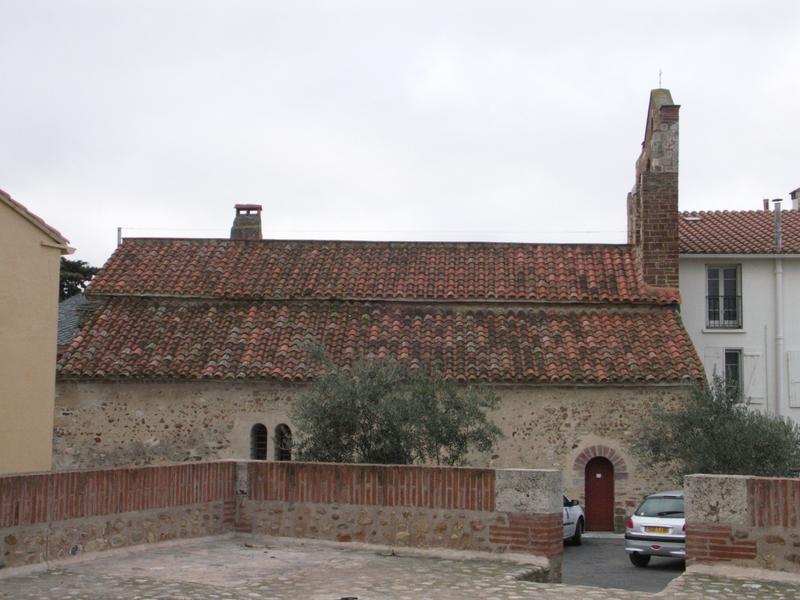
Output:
left=0, top=201, right=62, bottom=474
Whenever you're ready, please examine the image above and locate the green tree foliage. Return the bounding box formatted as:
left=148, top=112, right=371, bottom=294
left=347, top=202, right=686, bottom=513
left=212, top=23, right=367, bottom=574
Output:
left=633, top=376, right=800, bottom=481
left=292, top=350, right=502, bottom=465
left=60, top=258, right=98, bottom=300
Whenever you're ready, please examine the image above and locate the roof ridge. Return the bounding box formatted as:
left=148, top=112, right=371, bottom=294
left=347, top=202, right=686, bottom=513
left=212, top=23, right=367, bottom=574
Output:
left=118, top=237, right=634, bottom=249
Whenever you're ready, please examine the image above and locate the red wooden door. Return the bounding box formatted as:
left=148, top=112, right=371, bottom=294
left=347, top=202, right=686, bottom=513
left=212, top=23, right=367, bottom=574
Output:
left=585, top=457, right=615, bottom=531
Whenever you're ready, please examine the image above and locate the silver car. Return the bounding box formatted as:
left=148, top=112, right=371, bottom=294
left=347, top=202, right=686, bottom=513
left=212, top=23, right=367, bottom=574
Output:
left=624, top=490, right=685, bottom=567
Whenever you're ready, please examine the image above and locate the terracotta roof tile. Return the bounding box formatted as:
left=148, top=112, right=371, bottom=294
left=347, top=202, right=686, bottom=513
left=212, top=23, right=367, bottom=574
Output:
left=57, top=298, right=702, bottom=384
left=679, top=210, right=800, bottom=254
left=88, top=239, right=679, bottom=304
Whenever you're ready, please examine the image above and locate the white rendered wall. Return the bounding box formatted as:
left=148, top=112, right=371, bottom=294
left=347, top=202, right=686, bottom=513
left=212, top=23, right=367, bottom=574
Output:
left=679, top=256, right=800, bottom=423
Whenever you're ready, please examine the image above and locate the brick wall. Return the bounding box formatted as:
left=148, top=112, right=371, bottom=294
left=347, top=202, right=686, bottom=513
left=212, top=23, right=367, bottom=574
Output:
left=1, top=461, right=562, bottom=579
left=247, top=462, right=496, bottom=510
left=685, top=474, right=800, bottom=573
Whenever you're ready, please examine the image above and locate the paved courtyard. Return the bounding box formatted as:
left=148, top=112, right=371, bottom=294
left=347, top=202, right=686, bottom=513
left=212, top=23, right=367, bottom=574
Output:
left=1, top=536, right=799, bottom=600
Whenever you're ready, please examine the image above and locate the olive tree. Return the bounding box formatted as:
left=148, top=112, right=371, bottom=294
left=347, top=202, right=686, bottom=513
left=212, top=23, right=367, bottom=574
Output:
left=633, top=376, right=800, bottom=481
left=291, top=350, right=501, bottom=465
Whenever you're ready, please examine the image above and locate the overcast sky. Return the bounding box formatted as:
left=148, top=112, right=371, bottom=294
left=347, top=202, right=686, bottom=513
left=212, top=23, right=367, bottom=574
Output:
left=1, top=1, right=798, bottom=266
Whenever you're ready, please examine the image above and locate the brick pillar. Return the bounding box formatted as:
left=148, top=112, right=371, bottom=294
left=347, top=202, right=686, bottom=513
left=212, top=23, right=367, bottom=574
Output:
left=492, top=469, right=563, bottom=582
left=684, top=474, right=756, bottom=564
left=627, top=89, right=680, bottom=288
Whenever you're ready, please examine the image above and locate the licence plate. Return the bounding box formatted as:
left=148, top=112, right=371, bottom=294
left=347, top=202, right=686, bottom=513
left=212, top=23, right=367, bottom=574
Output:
left=645, top=526, right=670, bottom=534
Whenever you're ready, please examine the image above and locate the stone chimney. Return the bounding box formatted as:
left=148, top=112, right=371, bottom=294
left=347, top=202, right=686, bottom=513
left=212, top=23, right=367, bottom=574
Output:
left=627, top=89, right=680, bottom=288
left=230, top=204, right=263, bottom=240
left=791, top=187, right=799, bottom=211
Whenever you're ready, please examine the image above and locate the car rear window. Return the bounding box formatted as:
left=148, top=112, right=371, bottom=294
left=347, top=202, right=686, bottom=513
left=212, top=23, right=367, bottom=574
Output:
left=635, top=496, right=684, bottom=517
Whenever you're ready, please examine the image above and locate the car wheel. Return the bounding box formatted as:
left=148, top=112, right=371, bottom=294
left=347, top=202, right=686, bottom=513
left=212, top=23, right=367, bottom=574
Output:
left=570, top=518, right=583, bottom=546
left=629, top=553, right=651, bottom=568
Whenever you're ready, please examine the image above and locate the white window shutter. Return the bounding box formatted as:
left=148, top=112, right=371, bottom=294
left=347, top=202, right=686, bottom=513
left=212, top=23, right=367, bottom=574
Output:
left=788, top=351, right=800, bottom=408
left=743, top=348, right=765, bottom=405
left=703, top=347, right=724, bottom=383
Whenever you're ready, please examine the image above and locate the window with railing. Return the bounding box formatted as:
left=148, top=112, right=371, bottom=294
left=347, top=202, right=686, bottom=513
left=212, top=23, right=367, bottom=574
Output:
left=706, top=265, right=742, bottom=328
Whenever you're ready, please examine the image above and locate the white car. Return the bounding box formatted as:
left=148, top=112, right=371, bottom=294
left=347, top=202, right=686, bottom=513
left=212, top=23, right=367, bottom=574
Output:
left=563, top=495, right=585, bottom=545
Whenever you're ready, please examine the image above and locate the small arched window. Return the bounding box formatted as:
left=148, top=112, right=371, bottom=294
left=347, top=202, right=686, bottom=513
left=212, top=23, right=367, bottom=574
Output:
left=275, top=424, right=292, bottom=461
left=250, top=424, right=268, bottom=460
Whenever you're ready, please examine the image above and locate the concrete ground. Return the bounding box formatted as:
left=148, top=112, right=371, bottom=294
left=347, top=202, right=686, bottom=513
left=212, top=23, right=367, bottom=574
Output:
left=563, top=534, right=684, bottom=593
left=1, top=535, right=799, bottom=599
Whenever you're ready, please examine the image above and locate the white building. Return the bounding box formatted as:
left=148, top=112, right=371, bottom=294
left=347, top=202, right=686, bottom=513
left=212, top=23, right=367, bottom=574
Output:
left=679, top=189, right=800, bottom=422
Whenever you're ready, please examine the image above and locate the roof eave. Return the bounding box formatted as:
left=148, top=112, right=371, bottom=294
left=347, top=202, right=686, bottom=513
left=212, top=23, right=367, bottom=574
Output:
left=0, top=188, right=71, bottom=247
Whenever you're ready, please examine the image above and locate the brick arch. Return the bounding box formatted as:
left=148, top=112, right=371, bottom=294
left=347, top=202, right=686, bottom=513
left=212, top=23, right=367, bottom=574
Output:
left=573, top=445, right=628, bottom=481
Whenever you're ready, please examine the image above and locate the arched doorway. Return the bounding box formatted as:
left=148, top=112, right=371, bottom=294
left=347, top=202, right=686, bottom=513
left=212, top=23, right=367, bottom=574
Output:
left=250, top=423, right=268, bottom=460
left=274, top=424, right=292, bottom=461
left=585, top=456, right=614, bottom=531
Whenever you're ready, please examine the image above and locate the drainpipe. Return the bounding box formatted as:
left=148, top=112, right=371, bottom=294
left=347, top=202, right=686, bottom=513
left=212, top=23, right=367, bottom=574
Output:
left=773, top=200, right=785, bottom=416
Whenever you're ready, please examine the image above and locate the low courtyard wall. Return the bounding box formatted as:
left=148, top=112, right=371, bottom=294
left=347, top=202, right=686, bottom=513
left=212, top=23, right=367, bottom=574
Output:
left=685, top=474, right=800, bottom=573
left=0, top=462, right=235, bottom=568
left=1, top=461, right=562, bottom=579
left=238, top=461, right=563, bottom=578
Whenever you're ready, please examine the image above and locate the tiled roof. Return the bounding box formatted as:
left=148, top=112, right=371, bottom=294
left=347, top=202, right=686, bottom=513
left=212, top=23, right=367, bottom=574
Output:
left=87, top=239, right=679, bottom=304
left=57, top=294, right=102, bottom=350
left=57, top=294, right=88, bottom=348
left=0, top=188, right=71, bottom=248
left=57, top=298, right=702, bottom=384
left=679, top=210, right=800, bottom=254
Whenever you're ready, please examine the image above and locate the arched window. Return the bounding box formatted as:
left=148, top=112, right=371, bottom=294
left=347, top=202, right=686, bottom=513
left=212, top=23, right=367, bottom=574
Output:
left=250, top=424, right=268, bottom=460
left=274, top=424, right=292, bottom=461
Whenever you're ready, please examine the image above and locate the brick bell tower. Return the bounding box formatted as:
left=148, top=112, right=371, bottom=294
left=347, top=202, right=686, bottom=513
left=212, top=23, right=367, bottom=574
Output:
left=627, top=89, right=680, bottom=288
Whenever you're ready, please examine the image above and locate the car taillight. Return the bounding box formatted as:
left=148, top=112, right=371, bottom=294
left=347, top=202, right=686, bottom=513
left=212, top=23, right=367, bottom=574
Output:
left=626, top=517, right=633, bottom=529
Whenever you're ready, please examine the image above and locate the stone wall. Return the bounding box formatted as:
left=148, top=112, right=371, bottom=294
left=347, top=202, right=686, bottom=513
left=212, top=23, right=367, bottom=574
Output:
left=0, top=463, right=235, bottom=568
left=237, top=461, right=563, bottom=580
left=685, top=474, right=800, bottom=573
left=1, top=461, right=562, bottom=578
left=54, top=381, right=686, bottom=531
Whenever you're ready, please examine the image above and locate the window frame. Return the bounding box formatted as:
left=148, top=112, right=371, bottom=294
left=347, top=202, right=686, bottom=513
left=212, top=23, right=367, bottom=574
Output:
left=724, top=348, right=743, bottom=401
left=705, top=264, right=742, bottom=329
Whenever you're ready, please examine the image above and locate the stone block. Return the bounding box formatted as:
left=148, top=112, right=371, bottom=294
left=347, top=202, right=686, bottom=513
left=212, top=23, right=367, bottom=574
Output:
left=495, top=469, right=561, bottom=514
left=684, top=474, right=749, bottom=526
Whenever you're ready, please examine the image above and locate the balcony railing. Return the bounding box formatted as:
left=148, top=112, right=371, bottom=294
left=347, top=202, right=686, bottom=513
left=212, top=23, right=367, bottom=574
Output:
left=706, top=295, right=742, bottom=329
